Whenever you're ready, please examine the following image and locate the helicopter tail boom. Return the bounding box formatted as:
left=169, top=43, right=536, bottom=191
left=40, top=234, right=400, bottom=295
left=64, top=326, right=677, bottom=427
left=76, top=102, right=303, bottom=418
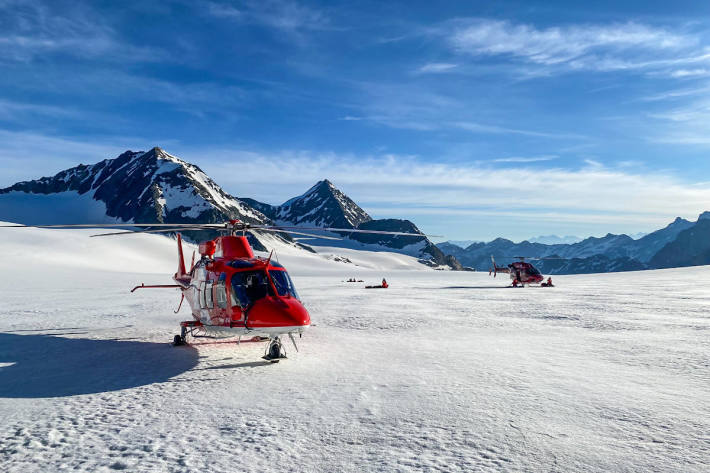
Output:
left=489, top=255, right=510, bottom=277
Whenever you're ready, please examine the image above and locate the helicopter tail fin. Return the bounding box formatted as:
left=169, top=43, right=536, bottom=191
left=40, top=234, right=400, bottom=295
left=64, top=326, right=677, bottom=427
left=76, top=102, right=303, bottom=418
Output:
left=176, top=233, right=187, bottom=279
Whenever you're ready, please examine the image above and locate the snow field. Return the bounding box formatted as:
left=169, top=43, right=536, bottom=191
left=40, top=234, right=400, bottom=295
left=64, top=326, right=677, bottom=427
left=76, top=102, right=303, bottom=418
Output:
left=0, top=226, right=708, bottom=472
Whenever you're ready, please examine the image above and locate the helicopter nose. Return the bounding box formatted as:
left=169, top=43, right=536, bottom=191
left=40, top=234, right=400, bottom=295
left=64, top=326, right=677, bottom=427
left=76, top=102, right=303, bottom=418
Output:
left=248, top=297, right=311, bottom=329
left=280, top=298, right=310, bottom=327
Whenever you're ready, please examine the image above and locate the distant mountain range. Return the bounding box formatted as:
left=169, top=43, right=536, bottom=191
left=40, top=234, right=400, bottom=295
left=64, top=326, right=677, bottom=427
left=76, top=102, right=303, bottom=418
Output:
left=438, top=214, right=709, bottom=274
left=0, top=147, right=462, bottom=269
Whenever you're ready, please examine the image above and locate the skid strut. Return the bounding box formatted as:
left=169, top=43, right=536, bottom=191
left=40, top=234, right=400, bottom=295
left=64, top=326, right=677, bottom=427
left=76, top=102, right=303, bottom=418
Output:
left=262, top=336, right=288, bottom=362
left=173, top=320, right=204, bottom=346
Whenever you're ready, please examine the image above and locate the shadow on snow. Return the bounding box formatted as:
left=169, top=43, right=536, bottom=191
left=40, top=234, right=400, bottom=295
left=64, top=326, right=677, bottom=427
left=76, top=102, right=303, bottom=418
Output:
left=0, top=333, right=198, bottom=398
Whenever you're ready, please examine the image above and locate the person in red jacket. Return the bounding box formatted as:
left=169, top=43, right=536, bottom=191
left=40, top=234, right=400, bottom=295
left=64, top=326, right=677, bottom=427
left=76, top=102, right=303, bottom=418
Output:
left=381, top=278, right=388, bottom=288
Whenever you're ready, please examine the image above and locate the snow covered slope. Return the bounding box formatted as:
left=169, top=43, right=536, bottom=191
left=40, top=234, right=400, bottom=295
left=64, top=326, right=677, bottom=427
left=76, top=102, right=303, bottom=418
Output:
left=0, top=221, right=432, bottom=274
left=0, top=222, right=708, bottom=472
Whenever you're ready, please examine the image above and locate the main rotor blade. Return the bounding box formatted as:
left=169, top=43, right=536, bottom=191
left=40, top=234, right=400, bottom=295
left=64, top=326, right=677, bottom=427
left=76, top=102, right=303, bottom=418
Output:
left=2, top=221, right=442, bottom=238
left=252, top=228, right=342, bottom=241
left=251, top=225, right=440, bottom=238
left=0, top=223, right=224, bottom=229
left=90, top=226, right=219, bottom=237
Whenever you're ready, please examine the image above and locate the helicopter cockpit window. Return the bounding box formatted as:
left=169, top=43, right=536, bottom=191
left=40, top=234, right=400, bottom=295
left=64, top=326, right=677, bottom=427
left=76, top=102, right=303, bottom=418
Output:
left=268, top=270, right=300, bottom=300
left=528, top=266, right=541, bottom=276
left=230, top=271, right=273, bottom=308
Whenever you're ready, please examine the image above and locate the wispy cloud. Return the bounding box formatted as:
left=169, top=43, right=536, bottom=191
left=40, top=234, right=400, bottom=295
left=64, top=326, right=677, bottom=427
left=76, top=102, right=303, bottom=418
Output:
left=669, top=68, right=710, bottom=78
left=453, top=121, right=583, bottom=139
left=0, top=0, right=165, bottom=62
left=344, top=81, right=582, bottom=138
left=644, top=95, right=710, bottom=145
left=205, top=0, right=331, bottom=33
left=193, top=148, right=710, bottom=228
left=641, top=85, right=710, bottom=102
left=0, top=99, right=78, bottom=120
left=438, top=18, right=704, bottom=74
left=206, top=2, right=241, bottom=19
left=415, top=63, right=458, bottom=74
left=492, top=155, right=558, bottom=163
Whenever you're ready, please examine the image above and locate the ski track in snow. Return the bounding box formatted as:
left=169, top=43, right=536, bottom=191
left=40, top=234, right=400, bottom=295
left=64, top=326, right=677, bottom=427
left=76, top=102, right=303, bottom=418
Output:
left=0, top=230, right=709, bottom=472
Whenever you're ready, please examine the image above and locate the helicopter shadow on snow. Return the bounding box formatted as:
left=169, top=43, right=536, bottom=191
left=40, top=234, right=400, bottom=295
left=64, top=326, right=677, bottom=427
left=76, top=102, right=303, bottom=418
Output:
left=0, top=332, right=200, bottom=398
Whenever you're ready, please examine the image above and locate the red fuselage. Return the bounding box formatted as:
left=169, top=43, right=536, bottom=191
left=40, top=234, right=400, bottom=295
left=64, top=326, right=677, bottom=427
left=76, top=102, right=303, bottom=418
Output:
left=508, top=261, right=544, bottom=284
left=176, top=236, right=310, bottom=338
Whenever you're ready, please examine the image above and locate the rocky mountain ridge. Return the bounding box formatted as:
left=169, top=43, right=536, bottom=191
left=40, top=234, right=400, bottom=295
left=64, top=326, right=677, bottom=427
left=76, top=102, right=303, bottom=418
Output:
left=243, top=181, right=462, bottom=269
left=438, top=214, right=706, bottom=274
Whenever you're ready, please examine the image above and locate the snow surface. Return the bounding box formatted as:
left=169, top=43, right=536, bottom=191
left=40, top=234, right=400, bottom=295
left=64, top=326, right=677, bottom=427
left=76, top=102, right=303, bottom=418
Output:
left=0, top=224, right=709, bottom=472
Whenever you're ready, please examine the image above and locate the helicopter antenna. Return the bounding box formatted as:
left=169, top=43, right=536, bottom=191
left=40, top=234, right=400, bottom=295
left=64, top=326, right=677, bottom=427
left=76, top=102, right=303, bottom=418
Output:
left=266, top=249, right=274, bottom=265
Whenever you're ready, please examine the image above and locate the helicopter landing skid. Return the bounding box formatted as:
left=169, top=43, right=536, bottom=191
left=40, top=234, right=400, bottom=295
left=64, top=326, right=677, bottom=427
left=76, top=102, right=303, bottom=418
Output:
left=173, top=320, right=204, bottom=346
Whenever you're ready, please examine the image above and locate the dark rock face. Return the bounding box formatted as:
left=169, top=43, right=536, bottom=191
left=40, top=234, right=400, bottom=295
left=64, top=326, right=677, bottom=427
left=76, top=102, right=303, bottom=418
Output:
left=536, top=255, right=647, bottom=274
left=276, top=179, right=372, bottom=228
left=630, top=217, right=694, bottom=262
left=649, top=219, right=710, bottom=269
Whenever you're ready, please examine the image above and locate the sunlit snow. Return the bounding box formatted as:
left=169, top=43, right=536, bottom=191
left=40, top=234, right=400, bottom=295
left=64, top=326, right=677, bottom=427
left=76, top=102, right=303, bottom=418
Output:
left=0, top=224, right=708, bottom=472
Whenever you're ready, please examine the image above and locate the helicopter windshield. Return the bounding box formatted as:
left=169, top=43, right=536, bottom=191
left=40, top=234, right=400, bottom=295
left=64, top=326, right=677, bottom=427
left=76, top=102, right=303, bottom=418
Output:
left=269, top=270, right=300, bottom=300
left=527, top=266, right=541, bottom=276
left=230, top=270, right=273, bottom=308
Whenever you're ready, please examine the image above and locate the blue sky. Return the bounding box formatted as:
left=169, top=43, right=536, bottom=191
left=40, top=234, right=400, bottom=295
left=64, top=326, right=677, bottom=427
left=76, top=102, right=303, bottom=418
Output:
left=3, top=0, right=710, bottom=241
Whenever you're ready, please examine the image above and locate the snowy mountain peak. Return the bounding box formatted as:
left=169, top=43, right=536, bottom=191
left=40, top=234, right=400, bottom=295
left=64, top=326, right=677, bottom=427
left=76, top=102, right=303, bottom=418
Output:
left=697, top=211, right=710, bottom=221
left=0, top=148, right=269, bottom=227
left=277, top=179, right=372, bottom=228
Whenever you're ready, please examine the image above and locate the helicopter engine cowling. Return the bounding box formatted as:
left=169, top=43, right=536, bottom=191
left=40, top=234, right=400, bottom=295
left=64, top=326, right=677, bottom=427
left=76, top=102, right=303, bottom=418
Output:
left=215, top=236, right=253, bottom=259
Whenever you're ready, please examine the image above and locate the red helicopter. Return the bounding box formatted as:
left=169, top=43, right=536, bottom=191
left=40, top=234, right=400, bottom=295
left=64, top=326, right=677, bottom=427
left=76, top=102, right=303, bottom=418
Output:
left=3, top=219, right=429, bottom=361
left=489, top=256, right=552, bottom=287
